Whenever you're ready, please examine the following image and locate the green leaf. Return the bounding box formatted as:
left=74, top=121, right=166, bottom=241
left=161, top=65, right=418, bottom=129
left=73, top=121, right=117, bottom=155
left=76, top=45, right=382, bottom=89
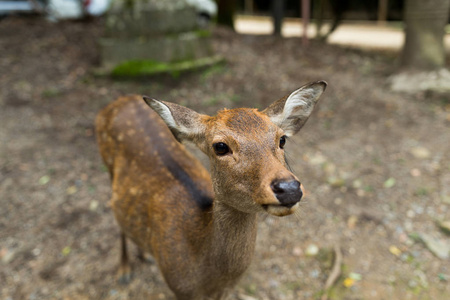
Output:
left=38, top=175, right=50, bottom=185
left=383, top=177, right=396, bottom=188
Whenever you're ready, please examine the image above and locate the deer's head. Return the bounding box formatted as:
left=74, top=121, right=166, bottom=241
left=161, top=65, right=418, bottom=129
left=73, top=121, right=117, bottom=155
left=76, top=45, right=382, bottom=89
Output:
left=144, top=81, right=326, bottom=216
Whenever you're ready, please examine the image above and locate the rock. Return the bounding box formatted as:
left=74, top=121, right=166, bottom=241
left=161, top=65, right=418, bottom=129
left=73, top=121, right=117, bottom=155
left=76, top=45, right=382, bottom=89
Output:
left=100, top=0, right=217, bottom=73
left=292, top=246, right=303, bottom=257
left=390, top=69, right=450, bottom=93
left=437, top=220, right=450, bottom=235
left=442, top=194, right=450, bottom=204
left=352, top=179, right=362, bottom=189
left=306, top=244, right=319, bottom=256
left=410, top=147, right=431, bottom=159
left=309, top=269, right=320, bottom=278
left=406, top=210, right=415, bottom=218
left=238, top=294, right=257, bottom=300
left=323, top=162, right=336, bottom=175
left=418, top=233, right=450, bottom=260
left=1, top=248, right=16, bottom=264
left=334, top=197, right=343, bottom=205
left=414, top=269, right=428, bottom=288
left=89, top=200, right=99, bottom=212
left=410, top=168, right=421, bottom=177
left=327, top=176, right=345, bottom=188
left=307, top=152, right=327, bottom=165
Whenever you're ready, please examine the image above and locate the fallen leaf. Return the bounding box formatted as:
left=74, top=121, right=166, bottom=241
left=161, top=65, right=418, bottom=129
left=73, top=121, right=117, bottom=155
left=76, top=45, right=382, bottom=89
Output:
left=383, top=178, right=396, bottom=188
left=349, top=272, right=362, bottom=281
left=66, top=186, right=77, bottom=195
left=347, top=215, right=358, bottom=229
left=62, top=246, right=71, bottom=256
left=438, top=273, right=448, bottom=282
left=38, top=175, right=50, bottom=185
left=389, top=245, right=402, bottom=257
left=343, top=278, right=355, bottom=288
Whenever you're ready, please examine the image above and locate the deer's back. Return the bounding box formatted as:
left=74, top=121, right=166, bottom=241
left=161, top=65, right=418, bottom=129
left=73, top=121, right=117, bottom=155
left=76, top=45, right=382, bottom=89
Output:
left=95, top=95, right=214, bottom=258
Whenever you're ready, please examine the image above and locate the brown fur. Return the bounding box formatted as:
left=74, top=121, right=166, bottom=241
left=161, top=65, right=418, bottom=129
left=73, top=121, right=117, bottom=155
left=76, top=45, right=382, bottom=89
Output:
left=95, top=82, right=326, bottom=300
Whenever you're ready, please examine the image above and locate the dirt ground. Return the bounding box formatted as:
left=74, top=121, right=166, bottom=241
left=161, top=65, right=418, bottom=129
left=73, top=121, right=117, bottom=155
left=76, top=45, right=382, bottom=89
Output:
left=1, top=16, right=449, bottom=300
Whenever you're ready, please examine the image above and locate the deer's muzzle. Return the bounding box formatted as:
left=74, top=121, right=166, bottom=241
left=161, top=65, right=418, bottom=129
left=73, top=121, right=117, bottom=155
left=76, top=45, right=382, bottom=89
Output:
left=270, top=179, right=303, bottom=208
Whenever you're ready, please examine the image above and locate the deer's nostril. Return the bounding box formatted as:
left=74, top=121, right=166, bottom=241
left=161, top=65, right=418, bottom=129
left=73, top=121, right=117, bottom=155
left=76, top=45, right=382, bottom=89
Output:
left=271, top=179, right=302, bottom=207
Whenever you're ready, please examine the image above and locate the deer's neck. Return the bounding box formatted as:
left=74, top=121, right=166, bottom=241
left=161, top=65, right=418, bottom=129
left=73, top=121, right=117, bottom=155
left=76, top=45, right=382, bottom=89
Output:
left=207, top=201, right=258, bottom=277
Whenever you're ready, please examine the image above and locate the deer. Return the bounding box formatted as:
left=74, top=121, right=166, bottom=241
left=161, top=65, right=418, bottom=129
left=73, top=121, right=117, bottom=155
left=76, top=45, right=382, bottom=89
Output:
left=95, top=81, right=327, bottom=300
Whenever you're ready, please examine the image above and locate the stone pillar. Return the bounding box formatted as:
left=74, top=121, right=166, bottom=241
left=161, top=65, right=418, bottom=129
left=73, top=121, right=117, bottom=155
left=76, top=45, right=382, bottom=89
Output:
left=99, top=0, right=216, bottom=73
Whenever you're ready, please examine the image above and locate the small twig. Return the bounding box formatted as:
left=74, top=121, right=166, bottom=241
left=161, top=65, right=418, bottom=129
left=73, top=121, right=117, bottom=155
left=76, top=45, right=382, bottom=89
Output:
left=321, top=244, right=343, bottom=300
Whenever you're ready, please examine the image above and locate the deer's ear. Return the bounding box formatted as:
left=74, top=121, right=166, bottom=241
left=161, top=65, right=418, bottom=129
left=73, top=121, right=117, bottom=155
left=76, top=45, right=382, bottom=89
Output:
left=143, top=96, right=207, bottom=142
left=263, top=81, right=327, bottom=136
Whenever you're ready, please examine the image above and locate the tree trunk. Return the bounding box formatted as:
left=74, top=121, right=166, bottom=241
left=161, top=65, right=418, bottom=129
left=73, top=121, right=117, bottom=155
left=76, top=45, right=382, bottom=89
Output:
left=217, top=0, right=237, bottom=30
left=400, top=0, right=450, bottom=70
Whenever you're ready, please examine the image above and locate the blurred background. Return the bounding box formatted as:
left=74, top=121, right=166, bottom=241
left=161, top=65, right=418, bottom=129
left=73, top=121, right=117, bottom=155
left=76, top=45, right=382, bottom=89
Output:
left=0, top=0, right=449, bottom=299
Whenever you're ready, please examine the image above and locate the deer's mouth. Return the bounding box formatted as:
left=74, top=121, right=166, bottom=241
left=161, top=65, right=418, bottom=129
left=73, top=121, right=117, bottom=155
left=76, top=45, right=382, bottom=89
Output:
left=262, top=203, right=298, bottom=216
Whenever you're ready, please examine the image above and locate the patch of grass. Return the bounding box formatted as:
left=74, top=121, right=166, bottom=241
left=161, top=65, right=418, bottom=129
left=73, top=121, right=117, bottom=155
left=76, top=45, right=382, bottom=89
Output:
left=372, top=156, right=382, bottom=165
left=42, top=88, right=62, bottom=98
left=112, top=60, right=178, bottom=77
left=195, top=29, right=212, bottom=38
left=205, top=96, right=220, bottom=106
left=415, top=187, right=430, bottom=196
left=282, top=281, right=302, bottom=292
left=111, top=57, right=224, bottom=78
left=243, top=283, right=257, bottom=295
left=202, top=92, right=240, bottom=107
left=230, top=94, right=241, bottom=104
left=363, top=185, right=374, bottom=192
left=201, top=63, right=226, bottom=82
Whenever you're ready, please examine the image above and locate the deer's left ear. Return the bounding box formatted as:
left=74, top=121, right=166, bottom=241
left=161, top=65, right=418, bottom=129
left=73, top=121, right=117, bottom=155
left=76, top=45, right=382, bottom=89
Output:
left=262, top=81, right=327, bottom=136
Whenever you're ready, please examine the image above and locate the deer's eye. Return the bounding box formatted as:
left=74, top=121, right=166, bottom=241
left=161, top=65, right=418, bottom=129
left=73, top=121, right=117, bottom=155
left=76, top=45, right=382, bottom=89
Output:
left=279, top=136, right=287, bottom=149
left=213, top=142, right=230, bottom=156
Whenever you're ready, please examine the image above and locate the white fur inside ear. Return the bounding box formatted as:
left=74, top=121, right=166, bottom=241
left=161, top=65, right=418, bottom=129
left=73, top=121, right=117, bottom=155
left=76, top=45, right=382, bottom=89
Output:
left=269, top=83, right=325, bottom=136
left=284, top=88, right=312, bottom=117
left=149, top=100, right=178, bottom=130
left=269, top=88, right=311, bottom=126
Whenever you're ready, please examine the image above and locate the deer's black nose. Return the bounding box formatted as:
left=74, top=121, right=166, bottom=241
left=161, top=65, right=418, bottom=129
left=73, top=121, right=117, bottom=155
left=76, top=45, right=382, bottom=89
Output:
left=271, top=179, right=302, bottom=208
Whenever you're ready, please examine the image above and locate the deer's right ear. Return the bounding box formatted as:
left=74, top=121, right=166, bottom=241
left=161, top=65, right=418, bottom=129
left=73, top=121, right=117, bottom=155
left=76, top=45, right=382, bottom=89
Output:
left=262, top=81, right=327, bottom=136
left=143, top=96, right=207, bottom=142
